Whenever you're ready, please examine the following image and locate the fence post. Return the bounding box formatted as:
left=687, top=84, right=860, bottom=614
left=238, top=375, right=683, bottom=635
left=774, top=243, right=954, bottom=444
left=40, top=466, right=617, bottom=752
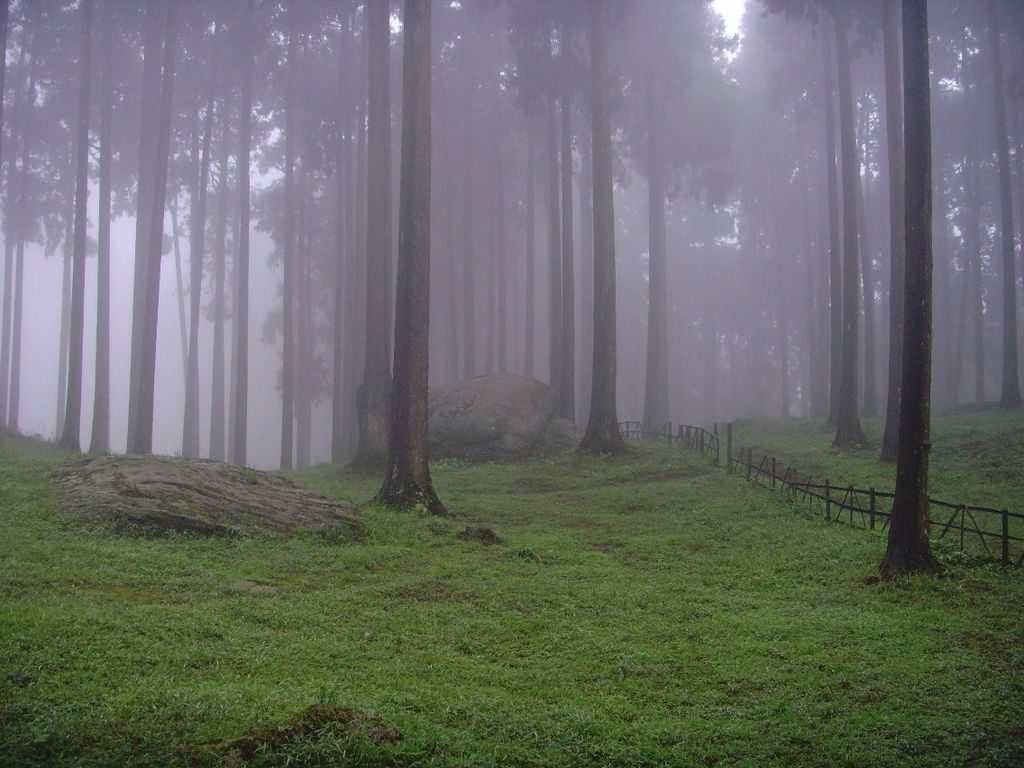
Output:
left=771, top=457, right=777, bottom=489
left=746, top=448, right=752, bottom=480
left=825, top=479, right=831, bottom=521
left=1003, top=509, right=1010, bottom=566
left=713, top=424, right=720, bottom=466
left=726, top=423, right=733, bottom=471
left=869, top=488, right=876, bottom=530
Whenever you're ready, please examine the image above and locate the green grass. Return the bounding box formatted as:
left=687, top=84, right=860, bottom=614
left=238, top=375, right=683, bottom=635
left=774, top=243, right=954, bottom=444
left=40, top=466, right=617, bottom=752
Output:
left=0, top=418, right=1022, bottom=767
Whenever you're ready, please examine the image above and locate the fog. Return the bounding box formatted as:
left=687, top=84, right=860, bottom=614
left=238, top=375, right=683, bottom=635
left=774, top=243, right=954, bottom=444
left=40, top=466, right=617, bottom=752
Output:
left=2, top=0, right=1022, bottom=469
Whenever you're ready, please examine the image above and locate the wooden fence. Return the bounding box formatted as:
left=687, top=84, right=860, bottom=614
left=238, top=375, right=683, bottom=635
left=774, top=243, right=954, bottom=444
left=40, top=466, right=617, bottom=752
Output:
left=618, top=421, right=1023, bottom=567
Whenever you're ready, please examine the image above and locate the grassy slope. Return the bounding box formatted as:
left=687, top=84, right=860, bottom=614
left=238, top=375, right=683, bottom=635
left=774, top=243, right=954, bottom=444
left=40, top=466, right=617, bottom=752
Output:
left=0, top=419, right=1020, bottom=767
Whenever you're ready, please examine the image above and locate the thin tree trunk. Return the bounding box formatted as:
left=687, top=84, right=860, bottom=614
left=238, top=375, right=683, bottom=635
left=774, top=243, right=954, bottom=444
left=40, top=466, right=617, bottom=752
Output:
left=355, top=0, right=394, bottom=466
left=231, top=0, right=253, bottom=466
left=578, top=118, right=594, bottom=421
left=56, top=195, right=73, bottom=439
left=880, top=0, right=905, bottom=461
left=296, top=167, right=312, bottom=469
left=642, top=80, right=669, bottom=434
left=881, top=0, right=939, bottom=577
left=823, top=22, right=842, bottom=427
left=376, top=0, right=445, bottom=514
left=280, top=14, right=298, bottom=471
left=183, top=91, right=214, bottom=459
left=331, top=14, right=352, bottom=464
left=171, top=200, right=188, bottom=380
left=497, top=103, right=508, bottom=374
left=461, top=116, right=475, bottom=380
left=524, top=116, right=536, bottom=378
left=559, top=83, right=575, bottom=421
left=129, top=0, right=178, bottom=455
left=988, top=0, right=1022, bottom=408
left=859, top=171, right=878, bottom=417
left=126, top=2, right=163, bottom=449
left=209, top=93, right=230, bottom=461
left=89, top=0, right=114, bottom=454
left=547, top=94, right=562, bottom=392
left=580, top=0, right=624, bottom=456
left=832, top=1, right=867, bottom=447
left=59, top=0, right=94, bottom=453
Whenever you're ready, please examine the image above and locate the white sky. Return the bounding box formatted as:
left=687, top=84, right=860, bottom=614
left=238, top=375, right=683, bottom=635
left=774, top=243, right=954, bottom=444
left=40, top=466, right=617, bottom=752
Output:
left=712, top=0, right=745, bottom=38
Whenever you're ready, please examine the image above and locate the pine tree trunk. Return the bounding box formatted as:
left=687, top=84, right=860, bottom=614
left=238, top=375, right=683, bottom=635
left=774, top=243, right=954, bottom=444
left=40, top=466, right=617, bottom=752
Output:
left=279, top=15, right=298, bottom=471
left=355, top=0, right=394, bottom=466
left=209, top=93, right=230, bottom=462
left=461, top=117, right=476, bottom=381
left=126, top=3, right=163, bottom=449
left=580, top=0, right=624, bottom=456
left=231, top=0, right=253, bottom=466
left=524, top=117, right=536, bottom=378
left=823, top=22, right=842, bottom=427
left=183, top=93, right=214, bottom=459
left=881, top=0, right=939, bottom=578
left=8, top=55, right=33, bottom=433
left=880, top=0, right=905, bottom=461
left=578, top=121, right=594, bottom=420
left=988, top=0, right=1022, bottom=408
left=832, top=1, right=867, bottom=447
left=332, top=11, right=353, bottom=464
left=642, top=80, right=669, bottom=434
left=858, top=172, right=878, bottom=418
left=559, top=82, right=575, bottom=422
left=56, top=199, right=72, bottom=439
left=546, top=95, right=562, bottom=393
left=89, top=0, right=114, bottom=454
left=496, top=105, right=509, bottom=375
left=376, top=0, right=445, bottom=514
left=59, top=0, right=94, bottom=453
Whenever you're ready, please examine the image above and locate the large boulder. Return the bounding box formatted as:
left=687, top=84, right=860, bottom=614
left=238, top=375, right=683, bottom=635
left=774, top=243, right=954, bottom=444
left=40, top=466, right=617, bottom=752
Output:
left=429, top=374, right=573, bottom=460
left=55, top=455, right=364, bottom=539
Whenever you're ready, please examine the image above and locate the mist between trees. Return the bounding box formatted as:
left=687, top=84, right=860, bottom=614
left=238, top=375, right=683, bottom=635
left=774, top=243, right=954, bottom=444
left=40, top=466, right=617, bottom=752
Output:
left=0, top=0, right=1022, bottom=472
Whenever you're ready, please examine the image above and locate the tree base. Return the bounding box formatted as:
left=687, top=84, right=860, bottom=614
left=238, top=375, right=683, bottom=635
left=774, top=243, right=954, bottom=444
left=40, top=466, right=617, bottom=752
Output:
left=832, top=418, right=868, bottom=448
left=880, top=545, right=941, bottom=579
left=375, top=481, right=448, bottom=516
left=999, top=393, right=1022, bottom=409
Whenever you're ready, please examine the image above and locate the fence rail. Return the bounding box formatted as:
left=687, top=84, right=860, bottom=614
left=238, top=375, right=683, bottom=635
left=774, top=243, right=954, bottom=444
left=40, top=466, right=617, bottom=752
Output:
left=618, top=420, right=1023, bottom=567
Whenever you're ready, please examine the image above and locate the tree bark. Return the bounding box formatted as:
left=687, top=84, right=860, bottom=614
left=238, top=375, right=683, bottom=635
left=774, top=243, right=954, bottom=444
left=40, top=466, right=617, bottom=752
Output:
left=559, top=79, right=575, bottom=421
left=376, top=0, right=445, bottom=514
left=89, top=0, right=114, bottom=454
left=231, top=0, right=254, bottom=466
left=355, top=0, right=394, bottom=466
left=988, top=0, right=1022, bottom=408
left=880, top=0, right=905, bottom=461
left=823, top=21, right=842, bottom=427
left=126, top=2, right=163, bottom=450
left=183, top=90, right=215, bottom=459
left=832, top=1, right=867, bottom=447
left=546, top=94, right=562, bottom=393
left=524, top=117, right=536, bottom=378
left=642, top=79, right=669, bottom=434
left=580, top=0, right=624, bottom=456
left=59, top=0, right=94, bottom=453
left=881, top=0, right=939, bottom=578
left=279, top=13, right=298, bottom=471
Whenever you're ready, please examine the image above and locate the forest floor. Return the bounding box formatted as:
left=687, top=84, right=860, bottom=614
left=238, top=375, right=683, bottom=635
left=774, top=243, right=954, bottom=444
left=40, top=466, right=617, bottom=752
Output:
left=0, top=409, right=1022, bottom=767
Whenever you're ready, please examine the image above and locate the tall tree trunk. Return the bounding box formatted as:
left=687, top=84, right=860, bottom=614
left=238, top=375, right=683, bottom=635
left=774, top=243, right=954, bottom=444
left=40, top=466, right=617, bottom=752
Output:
left=130, top=0, right=178, bottom=455
left=823, top=22, right=842, bottom=427
left=171, top=202, right=188, bottom=379
left=642, top=80, right=669, bottom=434
left=59, top=0, right=94, bottom=453
left=8, top=59, right=34, bottom=434
left=209, top=94, right=230, bottom=461
left=965, top=144, right=986, bottom=402
left=546, top=94, right=562, bottom=392
left=355, top=0, right=394, bottom=466
left=461, top=116, right=475, bottom=380
left=280, top=14, right=298, bottom=471
left=231, top=0, right=254, bottom=466
left=524, top=117, right=536, bottom=378
left=376, top=0, right=445, bottom=514
left=932, top=162, right=953, bottom=410
left=56, top=194, right=73, bottom=439
left=988, top=0, right=1022, bottom=408
left=183, top=91, right=215, bottom=459
left=881, top=0, right=938, bottom=577
left=496, top=104, right=508, bottom=374
left=89, top=0, right=114, bottom=454
left=859, top=171, right=878, bottom=417
left=578, top=119, right=594, bottom=419
left=880, top=0, right=905, bottom=461
left=332, top=13, right=353, bottom=464
left=580, top=0, right=624, bottom=456
left=0, top=30, right=28, bottom=429
left=832, top=1, right=867, bottom=447
left=296, top=167, right=312, bottom=469
left=559, top=82, right=575, bottom=421
left=126, top=2, right=163, bottom=449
